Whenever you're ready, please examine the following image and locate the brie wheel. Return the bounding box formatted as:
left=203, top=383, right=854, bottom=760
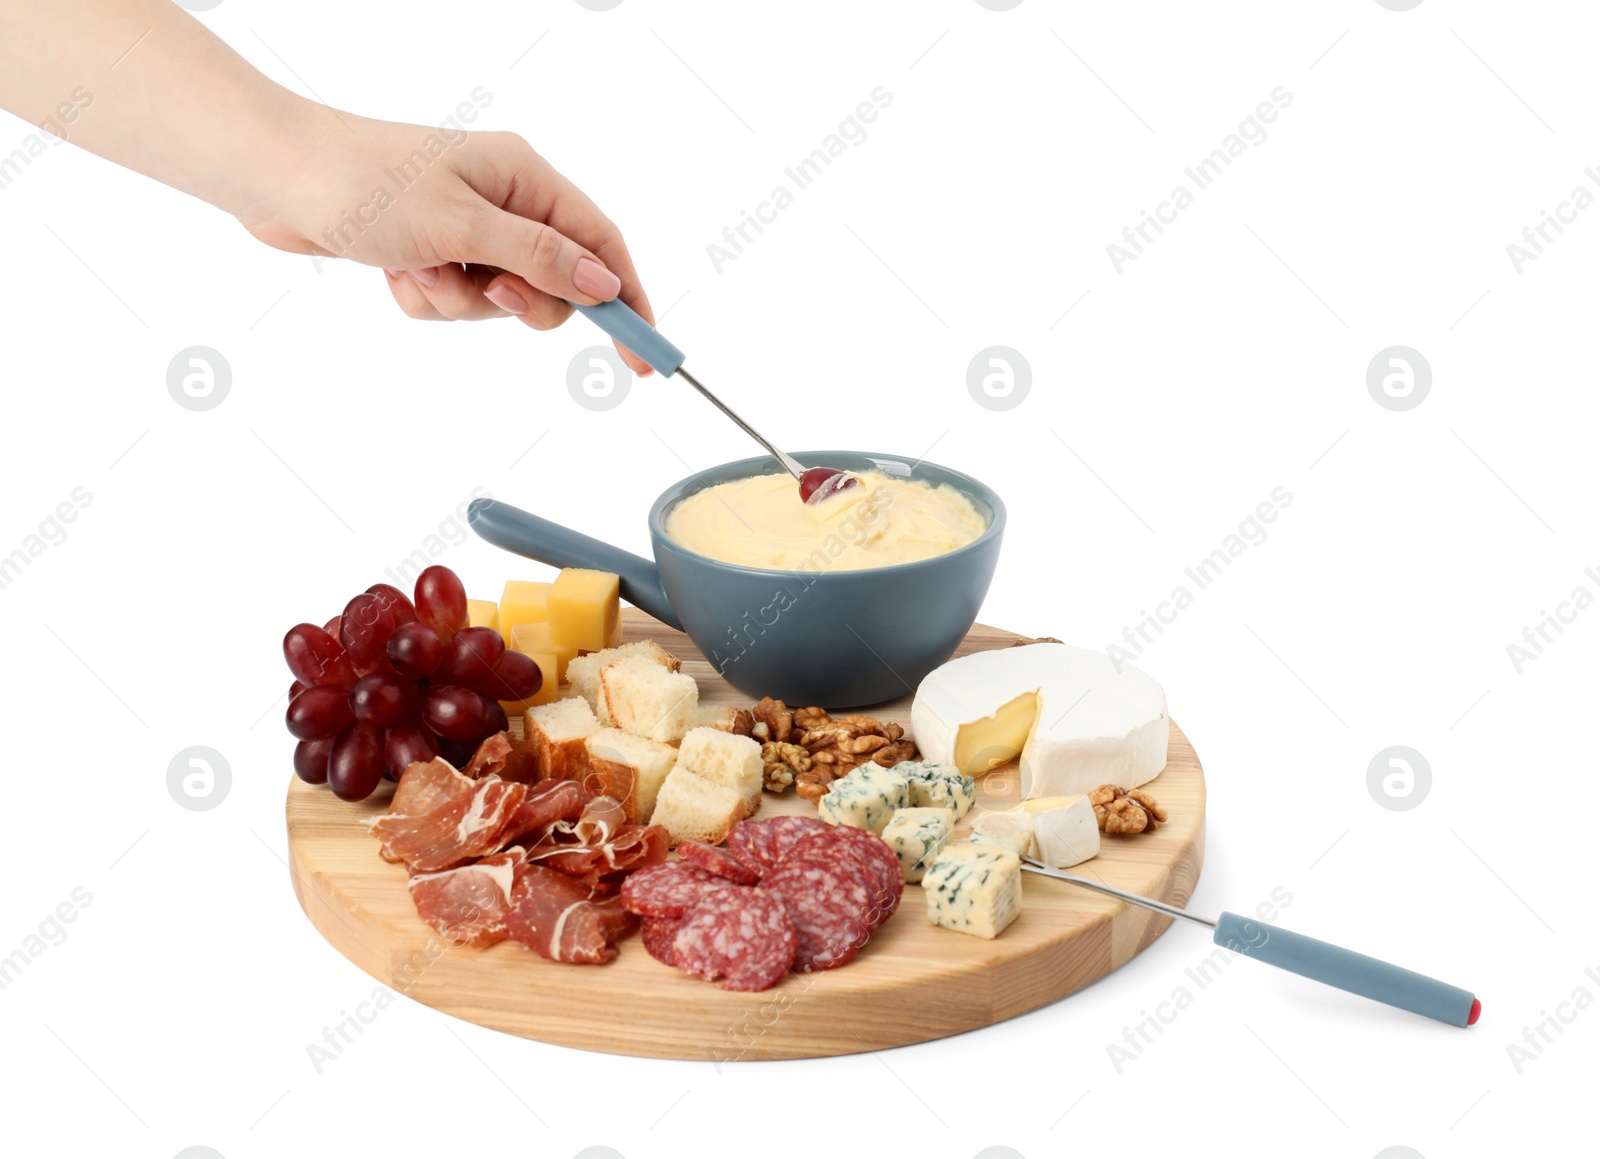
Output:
left=910, top=643, right=1168, bottom=799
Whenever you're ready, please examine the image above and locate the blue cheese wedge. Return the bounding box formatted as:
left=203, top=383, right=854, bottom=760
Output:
left=896, top=760, right=976, bottom=821
left=923, top=843, right=1023, bottom=939
left=816, top=764, right=910, bottom=835
left=880, top=807, right=953, bottom=883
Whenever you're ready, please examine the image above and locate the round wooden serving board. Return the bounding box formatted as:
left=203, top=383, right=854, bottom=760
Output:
left=286, top=610, right=1206, bottom=1061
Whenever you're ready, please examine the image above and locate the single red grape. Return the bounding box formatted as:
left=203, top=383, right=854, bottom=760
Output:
left=294, top=736, right=336, bottom=784
left=328, top=724, right=384, bottom=801
left=436, top=626, right=504, bottom=686
left=383, top=722, right=440, bottom=779
left=366, top=582, right=418, bottom=626
left=324, top=615, right=342, bottom=637
left=387, top=622, right=443, bottom=680
left=422, top=685, right=490, bottom=740
left=414, top=565, right=468, bottom=640
left=482, top=699, right=509, bottom=737
left=799, top=466, right=860, bottom=504
left=349, top=672, right=419, bottom=727
left=339, top=592, right=406, bottom=676
left=286, top=685, right=355, bottom=740
left=290, top=680, right=307, bottom=701
left=436, top=735, right=478, bottom=768
left=283, top=623, right=356, bottom=688
left=469, top=649, right=542, bottom=701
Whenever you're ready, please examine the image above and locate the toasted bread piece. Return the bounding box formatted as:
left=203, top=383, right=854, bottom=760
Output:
left=583, top=727, right=679, bottom=824
left=649, top=765, right=746, bottom=845
left=677, top=726, right=763, bottom=817
left=523, top=697, right=600, bottom=782
left=566, top=640, right=681, bottom=724
left=692, top=704, right=737, bottom=731
left=599, top=654, right=698, bottom=743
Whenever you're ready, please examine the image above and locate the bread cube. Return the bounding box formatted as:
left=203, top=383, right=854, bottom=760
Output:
left=599, top=654, right=698, bottom=743
left=566, top=640, right=681, bottom=724
left=523, top=697, right=600, bottom=782
left=693, top=704, right=741, bottom=732
left=676, top=727, right=763, bottom=817
left=648, top=766, right=745, bottom=845
left=584, top=727, right=678, bottom=824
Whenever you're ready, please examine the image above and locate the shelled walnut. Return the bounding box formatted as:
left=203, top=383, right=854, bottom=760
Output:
left=746, top=698, right=918, bottom=799
left=750, top=697, right=793, bottom=744
left=760, top=741, right=810, bottom=793
left=794, top=766, right=837, bottom=804
left=1088, top=784, right=1167, bottom=834
left=797, top=710, right=917, bottom=785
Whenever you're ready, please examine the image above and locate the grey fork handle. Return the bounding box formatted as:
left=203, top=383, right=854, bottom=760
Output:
left=569, top=298, right=684, bottom=377
left=1215, top=912, right=1479, bottom=1028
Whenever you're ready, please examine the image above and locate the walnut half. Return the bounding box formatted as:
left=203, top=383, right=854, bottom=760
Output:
left=750, top=697, right=793, bottom=744
left=760, top=741, right=810, bottom=793
left=1089, top=785, right=1167, bottom=834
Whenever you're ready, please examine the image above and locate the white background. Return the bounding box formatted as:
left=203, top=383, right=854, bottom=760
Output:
left=1, top=2, right=1594, bottom=1157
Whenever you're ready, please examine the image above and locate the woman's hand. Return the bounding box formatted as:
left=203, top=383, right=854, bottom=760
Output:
left=244, top=113, right=656, bottom=374
left=0, top=0, right=655, bottom=373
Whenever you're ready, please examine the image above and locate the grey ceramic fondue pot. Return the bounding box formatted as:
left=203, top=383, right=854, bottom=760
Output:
left=467, top=451, right=1004, bottom=708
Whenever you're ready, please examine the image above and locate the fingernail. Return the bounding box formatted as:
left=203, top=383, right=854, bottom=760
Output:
left=573, top=257, right=621, bottom=301
left=485, top=283, right=528, bottom=315
left=411, top=266, right=442, bottom=287
left=384, top=268, right=401, bottom=280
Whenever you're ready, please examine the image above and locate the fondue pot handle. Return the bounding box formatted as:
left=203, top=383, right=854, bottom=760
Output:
left=466, top=497, right=683, bottom=631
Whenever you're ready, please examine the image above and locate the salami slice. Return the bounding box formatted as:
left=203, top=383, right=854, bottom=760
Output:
left=639, top=915, right=681, bottom=966
left=726, top=816, right=829, bottom=878
left=670, top=887, right=797, bottom=992
left=790, top=827, right=903, bottom=928
left=675, top=839, right=761, bottom=886
left=620, top=861, right=730, bottom=918
left=758, top=855, right=873, bottom=971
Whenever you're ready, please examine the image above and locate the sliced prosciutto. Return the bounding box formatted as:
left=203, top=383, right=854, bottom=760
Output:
left=498, top=778, right=592, bottom=847
left=462, top=731, right=537, bottom=783
left=388, top=757, right=474, bottom=819
left=521, top=794, right=669, bottom=894
left=408, top=848, right=525, bottom=947
left=503, top=864, right=639, bottom=964
left=371, top=774, right=588, bottom=873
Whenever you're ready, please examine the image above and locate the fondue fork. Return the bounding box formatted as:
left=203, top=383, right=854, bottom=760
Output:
left=1020, top=859, right=1481, bottom=1028
left=570, top=298, right=856, bottom=503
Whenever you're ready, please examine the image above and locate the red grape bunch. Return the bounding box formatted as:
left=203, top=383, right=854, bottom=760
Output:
left=282, top=565, right=541, bottom=801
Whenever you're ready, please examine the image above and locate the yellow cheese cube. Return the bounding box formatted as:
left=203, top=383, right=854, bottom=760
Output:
left=499, top=580, right=552, bottom=645
left=500, top=650, right=560, bottom=712
left=510, top=622, right=579, bottom=683
left=547, top=568, right=620, bottom=651
left=466, top=599, right=499, bottom=632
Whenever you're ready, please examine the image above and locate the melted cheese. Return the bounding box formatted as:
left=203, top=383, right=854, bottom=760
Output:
left=664, top=470, right=987, bottom=571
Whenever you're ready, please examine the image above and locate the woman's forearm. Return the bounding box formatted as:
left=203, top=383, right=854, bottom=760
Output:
left=0, top=0, right=327, bottom=221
